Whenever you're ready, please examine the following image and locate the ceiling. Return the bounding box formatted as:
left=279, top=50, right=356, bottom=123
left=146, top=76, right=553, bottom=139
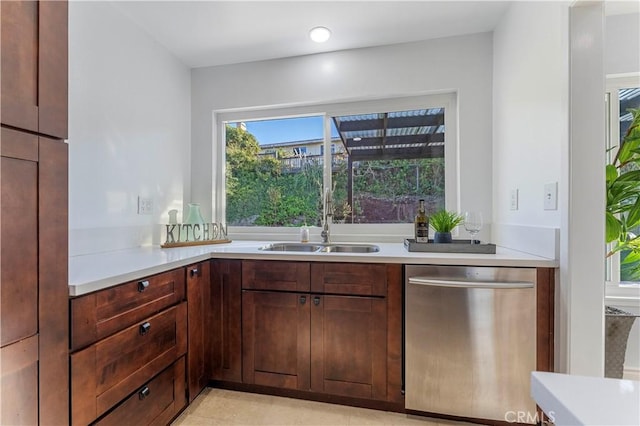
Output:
left=111, top=1, right=512, bottom=68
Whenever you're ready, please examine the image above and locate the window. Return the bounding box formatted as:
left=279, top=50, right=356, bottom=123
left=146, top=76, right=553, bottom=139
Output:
left=215, top=94, right=457, bottom=234
left=605, top=74, right=640, bottom=303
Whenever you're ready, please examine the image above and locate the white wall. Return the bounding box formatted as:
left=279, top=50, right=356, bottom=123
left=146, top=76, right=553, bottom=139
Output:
left=493, top=1, right=588, bottom=375
left=190, top=34, right=494, bottom=225
left=68, top=2, right=191, bottom=255
left=492, top=2, right=567, bottom=230
left=605, top=13, right=640, bottom=75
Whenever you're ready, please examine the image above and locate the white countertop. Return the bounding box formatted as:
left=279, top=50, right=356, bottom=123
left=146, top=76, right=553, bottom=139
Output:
left=69, top=240, right=558, bottom=296
left=531, top=371, right=640, bottom=426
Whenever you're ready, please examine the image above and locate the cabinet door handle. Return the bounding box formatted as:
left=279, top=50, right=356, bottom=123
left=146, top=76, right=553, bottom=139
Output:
left=138, top=386, right=150, bottom=400
left=190, top=267, right=199, bottom=277
left=299, top=296, right=307, bottom=305
left=138, top=280, right=150, bottom=292
left=313, top=296, right=321, bottom=306
left=139, top=322, right=151, bottom=336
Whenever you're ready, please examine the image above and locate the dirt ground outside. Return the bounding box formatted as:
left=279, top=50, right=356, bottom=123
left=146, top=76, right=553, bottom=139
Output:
left=351, top=194, right=443, bottom=223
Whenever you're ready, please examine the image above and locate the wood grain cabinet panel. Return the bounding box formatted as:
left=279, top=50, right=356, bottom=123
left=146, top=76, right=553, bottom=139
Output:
left=310, top=295, right=387, bottom=400
left=311, top=263, right=387, bottom=296
left=242, top=260, right=310, bottom=292
left=242, top=290, right=311, bottom=390
left=0, top=150, right=38, bottom=347
left=0, top=335, right=39, bottom=425
left=70, top=268, right=186, bottom=351
left=241, top=261, right=403, bottom=404
left=211, top=259, right=242, bottom=383
left=1, top=127, right=69, bottom=424
left=71, top=302, right=187, bottom=426
left=95, top=357, right=187, bottom=426
left=0, top=0, right=68, bottom=138
left=1, top=0, right=69, bottom=422
left=186, top=261, right=211, bottom=402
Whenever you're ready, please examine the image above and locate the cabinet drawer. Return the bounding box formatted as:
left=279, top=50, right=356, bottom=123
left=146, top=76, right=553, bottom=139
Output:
left=71, top=268, right=185, bottom=350
left=95, top=356, right=187, bottom=426
left=242, top=260, right=310, bottom=292
left=311, top=263, right=387, bottom=296
left=71, top=302, right=187, bottom=426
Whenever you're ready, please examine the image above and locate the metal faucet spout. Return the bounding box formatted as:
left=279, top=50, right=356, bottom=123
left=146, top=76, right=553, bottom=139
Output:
left=321, top=188, right=333, bottom=243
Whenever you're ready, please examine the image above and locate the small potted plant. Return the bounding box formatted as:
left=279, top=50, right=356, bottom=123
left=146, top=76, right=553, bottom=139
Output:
left=429, top=209, right=463, bottom=243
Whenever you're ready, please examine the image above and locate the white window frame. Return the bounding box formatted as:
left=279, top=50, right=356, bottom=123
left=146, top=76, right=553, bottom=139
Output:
left=605, top=73, right=640, bottom=307
left=213, top=93, right=458, bottom=241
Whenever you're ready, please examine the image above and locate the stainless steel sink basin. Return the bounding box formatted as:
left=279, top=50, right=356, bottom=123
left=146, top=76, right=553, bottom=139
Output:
left=259, top=243, right=323, bottom=252
left=320, top=244, right=380, bottom=253
left=259, top=242, right=380, bottom=253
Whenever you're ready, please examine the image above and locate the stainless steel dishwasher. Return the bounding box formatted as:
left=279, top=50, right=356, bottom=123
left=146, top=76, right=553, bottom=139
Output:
left=405, top=265, right=537, bottom=422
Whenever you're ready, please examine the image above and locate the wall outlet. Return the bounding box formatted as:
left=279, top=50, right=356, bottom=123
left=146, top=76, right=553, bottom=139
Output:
left=543, top=182, right=558, bottom=210
left=510, top=189, right=519, bottom=211
left=138, top=196, right=153, bottom=215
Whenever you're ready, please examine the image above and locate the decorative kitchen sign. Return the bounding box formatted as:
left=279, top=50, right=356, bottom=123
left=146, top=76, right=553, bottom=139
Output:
left=161, top=222, right=231, bottom=248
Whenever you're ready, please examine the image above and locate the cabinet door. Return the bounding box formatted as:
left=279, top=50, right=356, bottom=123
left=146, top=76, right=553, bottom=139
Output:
left=242, top=291, right=310, bottom=390
left=0, top=336, right=38, bottom=425
left=0, top=129, right=38, bottom=347
left=1, top=127, right=69, bottom=424
left=186, top=261, right=211, bottom=402
left=310, top=295, right=387, bottom=400
left=211, top=260, right=242, bottom=382
left=0, top=0, right=67, bottom=138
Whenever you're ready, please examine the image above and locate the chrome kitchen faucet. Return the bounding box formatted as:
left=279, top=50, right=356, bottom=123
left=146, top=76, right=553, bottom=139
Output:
left=321, top=188, right=332, bottom=243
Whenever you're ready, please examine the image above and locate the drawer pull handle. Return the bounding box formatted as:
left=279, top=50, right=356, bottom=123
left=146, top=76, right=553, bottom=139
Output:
left=190, top=268, right=199, bottom=277
left=313, top=296, right=321, bottom=306
left=138, top=280, right=150, bottom=292
left=299, top=296, right=306, bottom=305
left=139, top=322, right=151, bottom=336
left=139, top=386, right=150, bottom=400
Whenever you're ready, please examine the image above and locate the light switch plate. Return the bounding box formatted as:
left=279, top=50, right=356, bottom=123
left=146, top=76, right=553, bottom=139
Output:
left=138, top=196, right=153, bottom=215
left=544, top=182, right=557, bottom=210
left=510, top=189, right=518, bottom=211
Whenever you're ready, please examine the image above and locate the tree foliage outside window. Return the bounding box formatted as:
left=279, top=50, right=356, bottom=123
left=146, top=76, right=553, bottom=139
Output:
left=226, top=125, right=322, bottom=226
left=225, top=117, right=446, bottom=226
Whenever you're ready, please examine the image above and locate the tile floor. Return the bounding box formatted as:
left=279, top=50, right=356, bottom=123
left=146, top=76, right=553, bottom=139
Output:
left=172, top=388, right=477, bottom=426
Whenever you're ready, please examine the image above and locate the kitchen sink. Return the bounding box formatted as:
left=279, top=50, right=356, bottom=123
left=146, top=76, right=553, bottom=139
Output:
left=320, top=244, right=380, bottom=253
left=259, top=243, right=323, bottom=252
left=259, top=242, right=380, bottom=253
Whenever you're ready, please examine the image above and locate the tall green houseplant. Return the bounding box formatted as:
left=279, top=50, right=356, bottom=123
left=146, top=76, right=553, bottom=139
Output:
left=606, top=108, right=640, bottom=278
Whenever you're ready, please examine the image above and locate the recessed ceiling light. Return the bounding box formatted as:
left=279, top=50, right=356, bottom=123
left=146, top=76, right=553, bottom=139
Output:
left=309, top=26, right=331, bottom=43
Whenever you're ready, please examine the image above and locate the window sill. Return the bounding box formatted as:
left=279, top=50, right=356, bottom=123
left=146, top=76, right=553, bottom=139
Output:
left=605, top=282, right=640, bottom=309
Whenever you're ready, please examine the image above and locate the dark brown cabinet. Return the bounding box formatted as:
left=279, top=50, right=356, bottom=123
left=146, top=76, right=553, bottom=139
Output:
left=211, top=259, right=242, bottom=383
left=310, top=295, right=387, bottom=400
left=0, top=129, right=68, bottom=424
left=1, top=0, right=69, bottom=423
left=241, top=261, right=402, bottom=404
left=94, top=357, right=187, bottom=426
left=70, top=269, right=188, bottom=425
left=186, top=261, right=211, bottom=401
left=1, top=0, right=68, bottom=139
left=242, top=290, right=311, bottom=390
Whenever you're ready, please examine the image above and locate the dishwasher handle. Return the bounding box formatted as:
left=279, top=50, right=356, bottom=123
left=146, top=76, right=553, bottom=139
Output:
left=408, top=277, right=534, bottom=289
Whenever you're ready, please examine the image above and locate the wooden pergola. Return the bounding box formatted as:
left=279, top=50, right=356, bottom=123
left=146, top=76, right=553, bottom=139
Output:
left=331, top=108, right=445, bottom=211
